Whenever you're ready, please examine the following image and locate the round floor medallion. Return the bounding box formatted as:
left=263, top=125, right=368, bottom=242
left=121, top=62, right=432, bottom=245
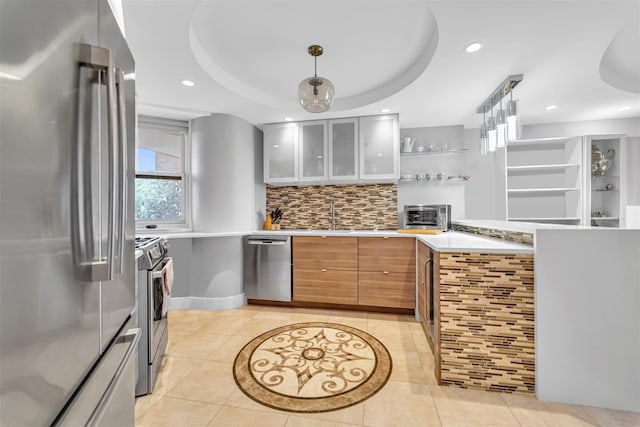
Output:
left=233, top=322, right=392, bottom=413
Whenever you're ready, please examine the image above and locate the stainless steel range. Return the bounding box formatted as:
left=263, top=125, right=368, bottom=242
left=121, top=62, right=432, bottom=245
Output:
left=135, top=237, right=171, bottom=396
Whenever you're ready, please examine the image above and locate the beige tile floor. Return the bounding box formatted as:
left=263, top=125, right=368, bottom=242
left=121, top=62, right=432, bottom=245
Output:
left=135, top=306, right=640, bottom=427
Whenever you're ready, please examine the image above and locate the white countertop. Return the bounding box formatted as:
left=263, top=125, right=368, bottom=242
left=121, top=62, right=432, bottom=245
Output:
left=414, top=232, right=533, bottom=253
left=151, top=231, right=248, bottom=239
left=148, top=229, right=533, bottom=254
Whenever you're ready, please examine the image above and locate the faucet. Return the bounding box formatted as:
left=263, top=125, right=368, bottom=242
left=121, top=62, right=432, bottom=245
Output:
left=329, top=201, right=336, bottom=230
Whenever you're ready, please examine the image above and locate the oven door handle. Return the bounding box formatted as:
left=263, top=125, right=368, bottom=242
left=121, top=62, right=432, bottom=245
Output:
left=151, top=257, right=172, bottom=279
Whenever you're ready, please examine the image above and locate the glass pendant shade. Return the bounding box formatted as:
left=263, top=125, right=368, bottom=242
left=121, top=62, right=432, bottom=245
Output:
left=480, top=124, right=488, bottom=156
left=298, top=76, right=335, bottom=113
left=496, top=109, right=507, bottom=148
left=506, top=100, right=521, bottom=141
left=487, top=116, right=497, bottom=152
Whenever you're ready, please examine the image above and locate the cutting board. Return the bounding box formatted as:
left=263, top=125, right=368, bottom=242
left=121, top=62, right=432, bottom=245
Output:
left=396, top=229, right=444, bottom=235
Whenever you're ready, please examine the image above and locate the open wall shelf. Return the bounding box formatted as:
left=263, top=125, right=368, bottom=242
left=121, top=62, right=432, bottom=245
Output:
left=505, top=134, right=627, bottom=227
left=506, top=137, right=583, bottom=224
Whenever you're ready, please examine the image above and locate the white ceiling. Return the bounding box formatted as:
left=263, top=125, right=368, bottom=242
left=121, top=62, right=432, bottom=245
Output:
left=123, top=0, right=640, bottom=129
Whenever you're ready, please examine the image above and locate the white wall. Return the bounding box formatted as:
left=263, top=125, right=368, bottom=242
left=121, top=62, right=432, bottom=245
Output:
left=191, top=114, right=265, bottom=231
left=398, top=125, right=466, bottom=223
left=625, top=137, right=640, bottom=227
left=535, top=229, right=640, bottom=412
left=463, top=128, right=507, bottom=220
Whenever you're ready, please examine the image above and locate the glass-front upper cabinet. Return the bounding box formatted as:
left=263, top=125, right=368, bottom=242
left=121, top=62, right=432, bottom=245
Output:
left=299, top=121, right=328, bottom=181
left=264, top=122, right=298, bottom=183
left=328, top=118, right=358, bottom=180
left=359, top=114, right=399, bottom=180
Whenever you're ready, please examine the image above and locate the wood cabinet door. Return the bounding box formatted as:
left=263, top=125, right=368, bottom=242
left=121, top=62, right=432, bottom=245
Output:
left=359, top=237, right=415, bottom=273
left=293, top=268, right=358, bottom=305
left=293, top=236, right=358, bottom=270
left=358, top=270, right=415, bottom=308
left=417, top=241, right=430, bottom=328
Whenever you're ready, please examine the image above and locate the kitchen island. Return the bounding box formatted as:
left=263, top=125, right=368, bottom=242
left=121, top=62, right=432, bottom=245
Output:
left=450, top=220, right=640, bottom=412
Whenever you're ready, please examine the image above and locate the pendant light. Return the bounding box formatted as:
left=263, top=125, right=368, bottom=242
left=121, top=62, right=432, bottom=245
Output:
left=475, top=75, right=523, bottom=155
left=506, top=82, right=521, bottom=141
left=496, top=95, right=507, bottom=148
left=480, top=111, right=488, bottom=156
left=487, top=106, right=497, bottom=153
left=298, top=45, right=335, bottom=113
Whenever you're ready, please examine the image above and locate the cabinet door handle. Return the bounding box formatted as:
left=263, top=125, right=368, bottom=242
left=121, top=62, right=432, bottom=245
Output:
left=423, top=257, right=431, bottom=285
left=321, top=268, right=327, bottom=272
left=383, top=271, right=389, bottom=274
left=383, top=236, right=389, bottom=239
left=321, top=236, right=327, bottom=239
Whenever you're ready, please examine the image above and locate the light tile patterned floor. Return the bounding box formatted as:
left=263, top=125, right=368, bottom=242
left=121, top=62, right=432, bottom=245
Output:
left=135, top=306, right=640, bottom=427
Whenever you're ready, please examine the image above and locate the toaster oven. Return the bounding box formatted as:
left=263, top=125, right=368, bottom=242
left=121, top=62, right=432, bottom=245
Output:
left=404, top=204, right=451, bottom=230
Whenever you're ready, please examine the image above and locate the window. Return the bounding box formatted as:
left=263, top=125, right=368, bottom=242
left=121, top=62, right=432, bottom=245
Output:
left=135, top=117, right=190, bottom=229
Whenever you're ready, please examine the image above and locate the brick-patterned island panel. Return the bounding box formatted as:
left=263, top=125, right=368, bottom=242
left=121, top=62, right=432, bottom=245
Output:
left=439, top=252, right=535, bottom=393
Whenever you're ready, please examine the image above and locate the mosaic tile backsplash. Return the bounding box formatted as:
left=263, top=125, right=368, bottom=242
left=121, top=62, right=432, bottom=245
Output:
left=266, top=184, right=397, bottom=230
left=452, top=224, right=534, bottom=245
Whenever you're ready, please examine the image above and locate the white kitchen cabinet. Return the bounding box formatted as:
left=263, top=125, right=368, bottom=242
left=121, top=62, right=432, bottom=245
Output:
left=264, top=122, right=298, bottom=183
left=328, top=118, right=359, bottom=180
left=298, top=121, right=328, bottom=181
left=359, top=114, right=400, bottom=181
left=264, top=114, right=397, bottom=185
left=506, top=137, right=584, bottom=224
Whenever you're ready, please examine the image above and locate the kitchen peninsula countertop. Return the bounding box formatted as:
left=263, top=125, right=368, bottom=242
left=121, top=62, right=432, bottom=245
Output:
left=259, top=229, right=532, bottom=254
left=138, top=228, right=533, bottom=254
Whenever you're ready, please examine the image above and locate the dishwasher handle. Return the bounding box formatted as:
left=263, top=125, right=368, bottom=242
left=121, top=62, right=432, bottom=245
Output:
left=247, top=239, right=288, bottom=246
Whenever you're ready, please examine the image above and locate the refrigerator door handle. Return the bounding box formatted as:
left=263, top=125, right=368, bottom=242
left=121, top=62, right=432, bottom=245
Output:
left=106, top=52, right=118, bottom=280
left=72, top=44, right=116, bottom=282
left=115, top=67, right=127, bottom=275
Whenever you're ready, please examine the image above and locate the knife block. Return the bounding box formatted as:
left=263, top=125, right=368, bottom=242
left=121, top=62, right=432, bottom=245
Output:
left=263, top=217, right=280, bottom=230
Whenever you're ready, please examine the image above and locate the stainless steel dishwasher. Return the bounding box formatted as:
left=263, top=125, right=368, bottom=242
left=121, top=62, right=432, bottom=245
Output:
left=243, top=235, right=292, bottom=302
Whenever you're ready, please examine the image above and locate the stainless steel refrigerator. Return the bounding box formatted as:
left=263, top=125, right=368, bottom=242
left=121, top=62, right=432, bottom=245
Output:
left=0, top=0, right=139, bottom=425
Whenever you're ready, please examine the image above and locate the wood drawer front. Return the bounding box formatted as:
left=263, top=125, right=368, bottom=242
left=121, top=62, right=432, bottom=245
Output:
left=293, top=268, right=358, bottom=305
left=293, top=236, right=358, bottom=270
left=358, top=270, right=416, bottom=308
left=359, top=237, right=416, bottom=273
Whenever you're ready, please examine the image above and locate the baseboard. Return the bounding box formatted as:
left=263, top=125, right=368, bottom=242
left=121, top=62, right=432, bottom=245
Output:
left=169, top=294, right=247, bottom=311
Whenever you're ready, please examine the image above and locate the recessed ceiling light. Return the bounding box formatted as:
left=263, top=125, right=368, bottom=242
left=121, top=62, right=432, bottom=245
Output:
left=381, top=108, right=391, bottom=113
left=465, top=42, right=483, bottom=53
left=284, top=117, right=293, bottom=121
left=545, top=105, right=557, bottom=111
left=181, top=79, right=195, bottom=87
left=618, top=106, right=631, bottom=111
